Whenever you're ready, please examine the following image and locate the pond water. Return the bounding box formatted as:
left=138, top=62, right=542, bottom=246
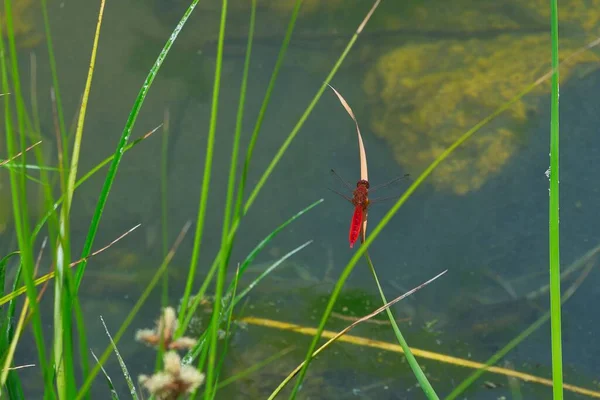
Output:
left=5, top=0, right=600, bottom=399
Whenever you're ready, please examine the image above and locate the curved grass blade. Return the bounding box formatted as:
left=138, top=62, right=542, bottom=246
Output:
left=268, top=270, right=447, bottom=399
left=182, top=0, right=382, bottom=348
left=0, top=252, right=19, bottom=298
left=0, top=4, right=52, bottom=395
left=180, top=0, right=229, bottom=396
left=0, top=225, right=140, bottom=306
left=73, top=0, right=201, bottom=291
left=31, top=125, right=160, bottom=242
left=364, top=251, right=439, bottom=399
left=232, top=240, right=312, bottom=305
left=215, top=346, right=294, bottom=391
left=446, top=247, right=598, bottom=399
left=179, top=199, right=323, bottom=336
left=55, top=2, right=106, bottom=396
left=203, top=266, right=241, bottom=400
left=90, top=351, right=119, bottom=400
left=183, top=240, right=315, bottom=365
left=244, top=0, right=381, bottom=215
left=0, top=141, right=41, bottom=168
left=183, top=0, right=306, bottom=350
left=290, top=34, right=600, bottom=399
left=246, top=314, right=600, bottom=399
left=41, top=0, right=68, bottom=153
left=326, top=85, right=435, bottom=395
left=75, top=221, right=191, bottom=399
left=99, top=316, right=138, bottom=400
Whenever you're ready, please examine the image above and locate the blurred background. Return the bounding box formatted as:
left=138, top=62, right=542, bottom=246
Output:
left=4, top=0, right=600, bottom=398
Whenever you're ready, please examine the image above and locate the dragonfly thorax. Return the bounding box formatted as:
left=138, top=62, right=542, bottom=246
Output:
left=352, top=182, right=370, bottom=208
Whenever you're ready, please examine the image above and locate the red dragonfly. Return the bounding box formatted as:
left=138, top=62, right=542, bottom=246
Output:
left=330, top=169, right=410, bottom=248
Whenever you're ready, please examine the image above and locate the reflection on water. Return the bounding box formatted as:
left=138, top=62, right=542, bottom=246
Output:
left=5, top=0, right=600, bottom=398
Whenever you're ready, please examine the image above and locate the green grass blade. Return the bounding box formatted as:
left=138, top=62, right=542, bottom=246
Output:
left=160, top=110, right=170, bottom=258
left=177, top=0, right=228, bottom=397
left=201, top=7, right=257, bottom=394
left=31, top=127, right=159, bottom=242
left=0, top=163, right=61, bottom=171
left=0, top=252, right=23, bottom=398
left=179, top=199, right=323, bottom=338
left=364, top=252, right=439, bottom=399
left=233, top=240, right=312, bottom=306
left=231, top=0, right=301, bottom=224
left=287, top=45, right=569, bottom=398
left=446, top=254, right=594, bottom=399
left=548, top=0, right=563, bottom=398
left=186, top=240, right=311, bottom=371
left=55, top=2, right=106, bottom=396
left=90, top=351, right=119, bottom=400
left=76, top=222, right=191, bottom=399
left=41, top=0, right=68, bottom=162
left=160, top=110, right=170, bottom=309
left=180, top=0, right=227, bottom=342
left=99, top=316, right=138, bottom=400
left=244, top=0, right=380, bottom=216
left=72, top=299, right=91, bottom=400
left=73, top=0, right=200, bottom=291
left=203, top=266, right=241, bottom=400
left=216, top=347, right=294, bottom=390
left=0, top=8, right=53, bottom=396
left=0, top=252, right=19, bottom=298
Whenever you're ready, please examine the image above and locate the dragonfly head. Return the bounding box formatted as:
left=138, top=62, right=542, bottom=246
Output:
left=357, top=179, right=370, bottom=189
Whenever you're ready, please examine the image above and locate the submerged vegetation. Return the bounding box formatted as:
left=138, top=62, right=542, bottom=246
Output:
left=0, top=0, right=598, bottom=399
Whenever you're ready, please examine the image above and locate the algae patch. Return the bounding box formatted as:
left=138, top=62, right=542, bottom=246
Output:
left=364, top=34, right=599, bottom=195
left=0, top=0, right=42, bottom=49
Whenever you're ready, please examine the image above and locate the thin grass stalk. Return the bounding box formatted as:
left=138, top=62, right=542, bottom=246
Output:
left=178, top=199, right=323, bottom=343
left=0, top=8, right=54, bottom=397
left=202, top=0, right=257, bottom=329
left=288, top=52, right=567, bottom=397
left=75, top=222, right=191, bottom=399
left=244, top=0, right=381, bottom=217
left=73, top=0, right=200, bottom=291
left=99, top=316, right=139, bottom=400
left=215, top=347, right=294, bottom=391
left=446, top=257, right=594, bottom=399
left=181, top=0, right=377, bottom=337
left=230, top=0, right=302, bottom=224
left=53, top=2, right=105, bottom=396
left=161, top=109, right=170, bottom=259
left=204, top=267, right=240, bottom=400
left=2, top=252, right=25, bottom=398
left=165, top=0, right=229, bottom=395
left=161, top=110, right=170, bottom=308
left=268, top=270, right=446, bottom=399
left=4, top=0, right=28, bottom=197
left=28, top=53, right=60, bottom=260
left=178, top=0, right=302, bottom=336
left=548, top=0, right=563, bottom=397
left=180, top=0, right=292, bottom=331
left=30, top=126, right=160, bottom=243
left=288, top=3, right=383, bottom=398
left=364, top=252, right=439, bottom=399
left=72, top=297, right=91, bottom=400
left=204, top=0, right=253, bottom=397
left=1, top=252, right=22, bottom=382
left=41, top=0, right=68, bottom=162
left=226, top=0, right=255, bottom=233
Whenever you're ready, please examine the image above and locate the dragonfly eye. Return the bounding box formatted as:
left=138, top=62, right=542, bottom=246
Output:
left=357, top=179, right=370, bottom=189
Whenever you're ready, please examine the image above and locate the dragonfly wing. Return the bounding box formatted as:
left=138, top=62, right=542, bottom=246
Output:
left=349, top=206, right=363, bottom=248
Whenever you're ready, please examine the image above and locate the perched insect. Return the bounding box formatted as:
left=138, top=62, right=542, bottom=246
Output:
left=329, top=169, right=409, bottom=248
